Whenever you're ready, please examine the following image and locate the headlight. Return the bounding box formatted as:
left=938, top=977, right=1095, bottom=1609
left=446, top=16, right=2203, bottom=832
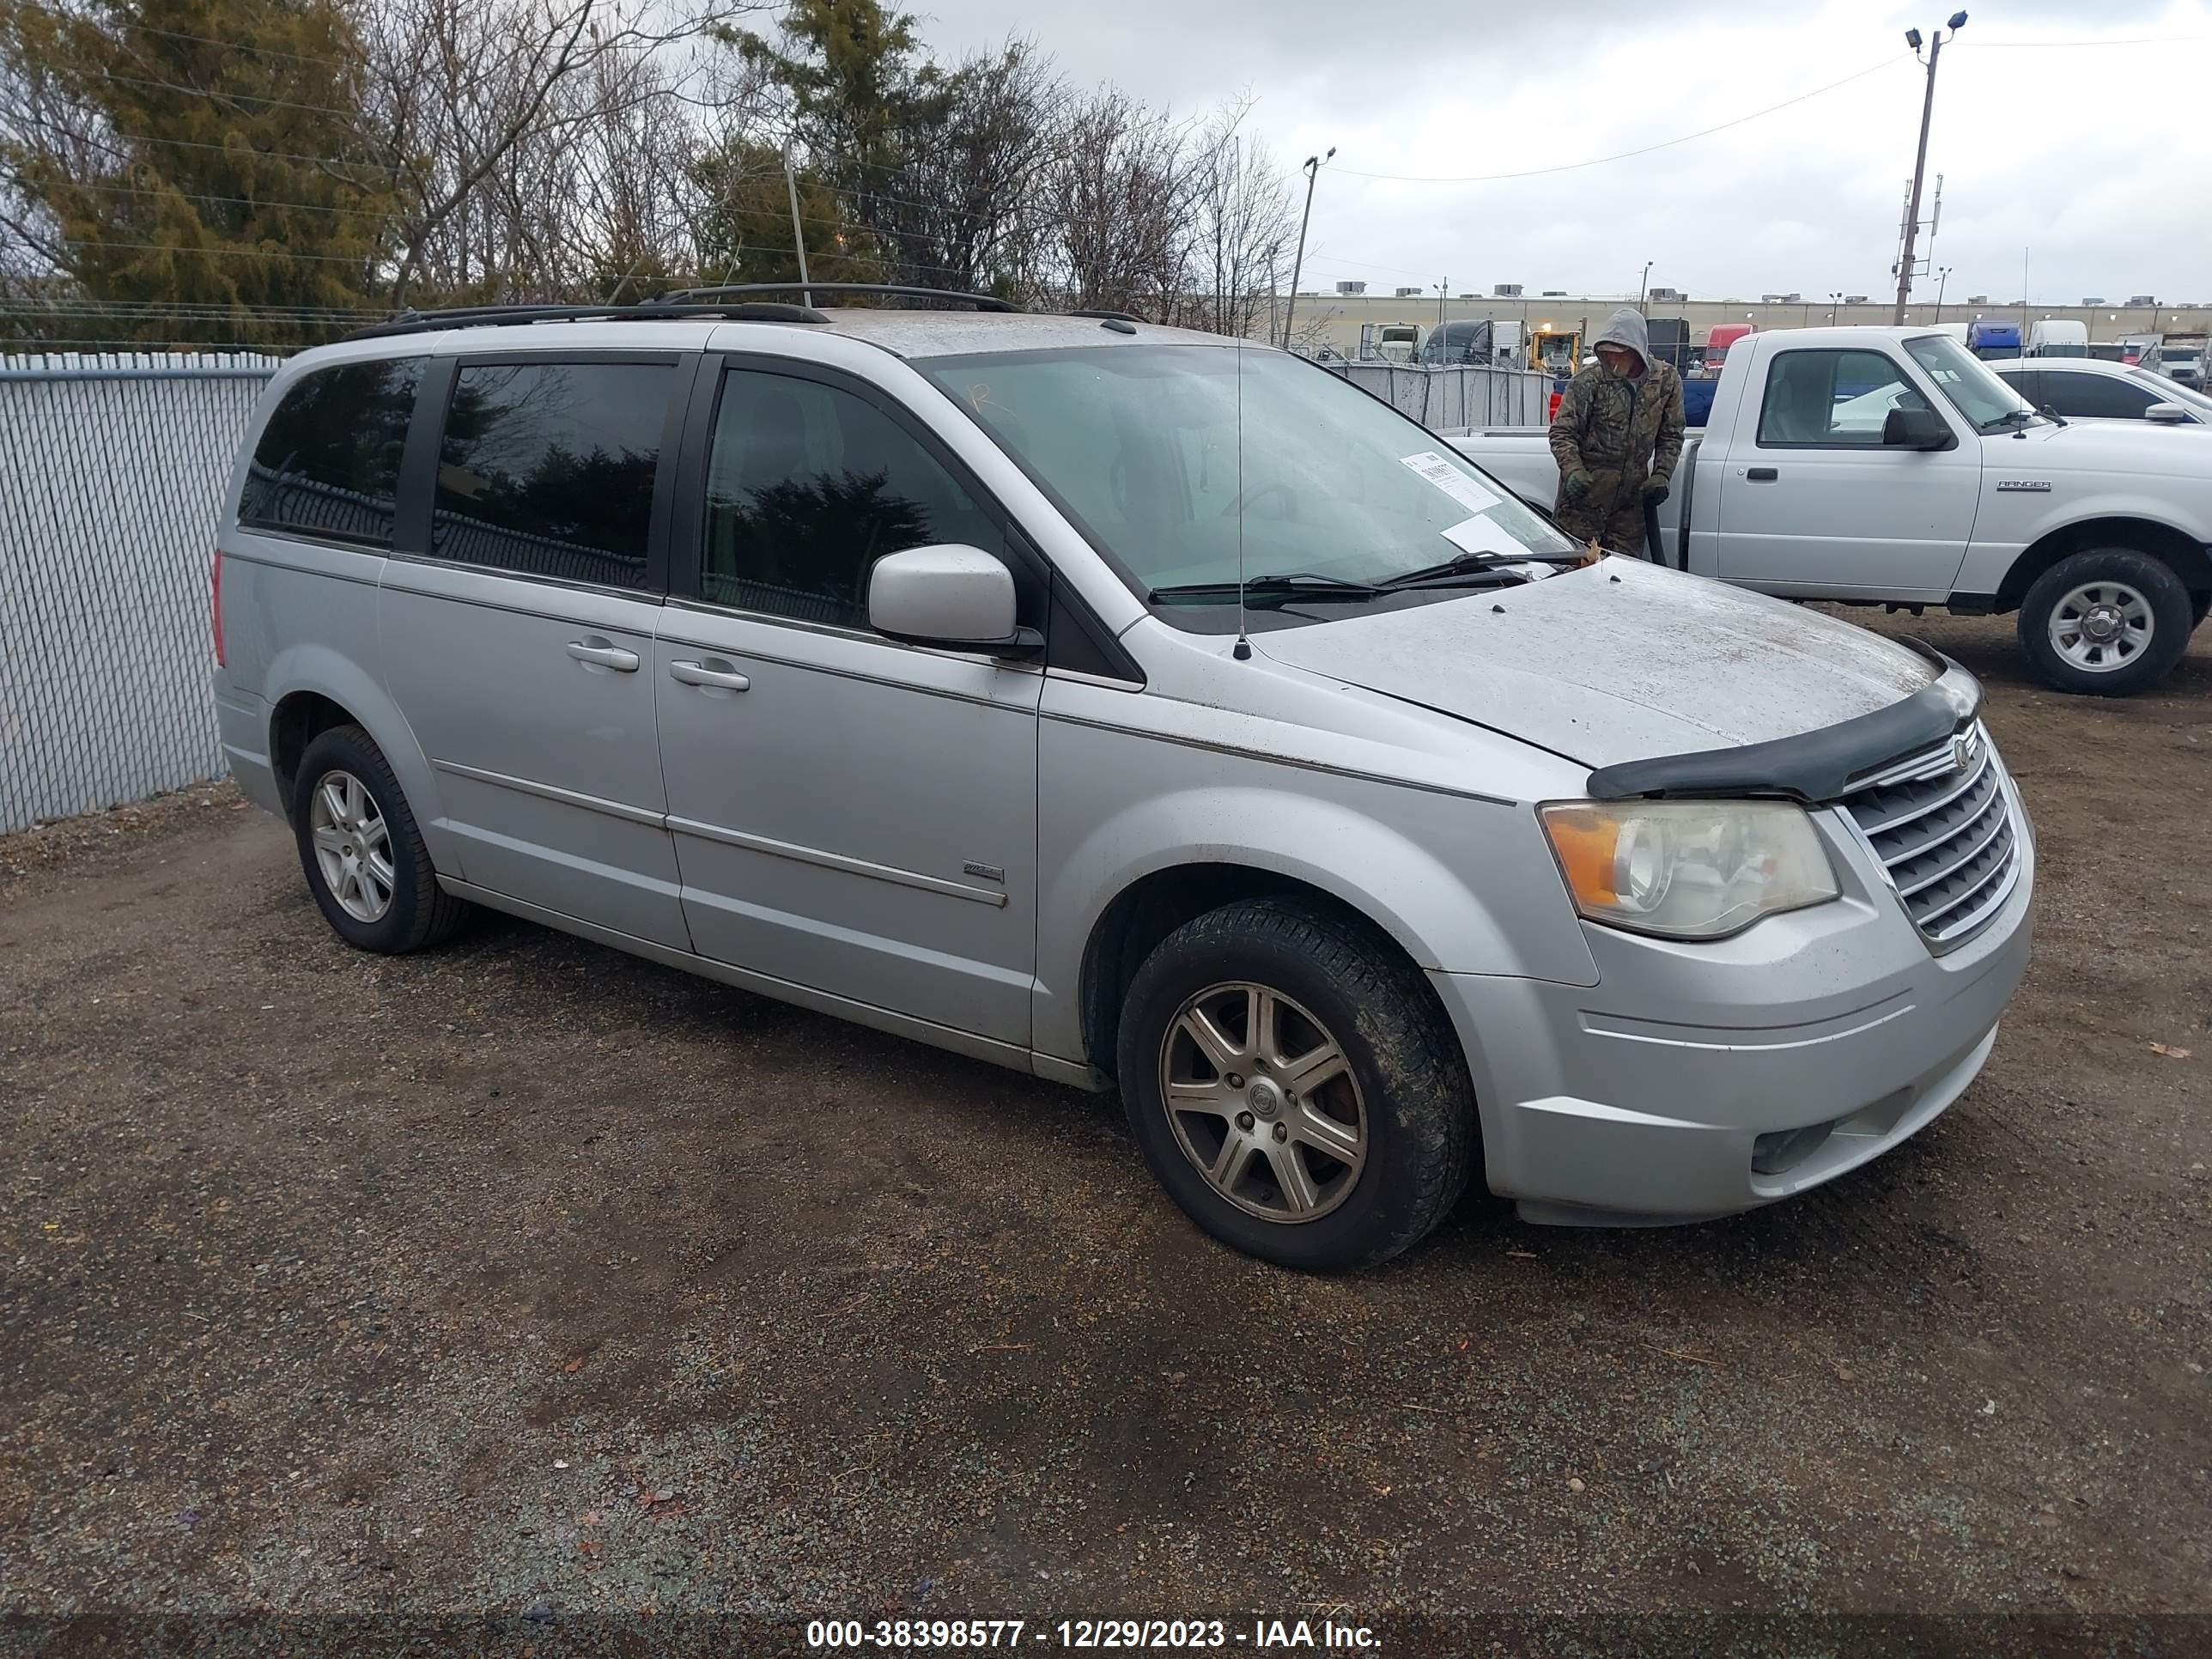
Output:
left=1538, top=799, right=1838, bottom=939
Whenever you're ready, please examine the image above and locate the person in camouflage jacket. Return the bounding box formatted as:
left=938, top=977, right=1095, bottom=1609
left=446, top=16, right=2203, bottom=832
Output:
left=1547, top=306, right=1686, bottom=558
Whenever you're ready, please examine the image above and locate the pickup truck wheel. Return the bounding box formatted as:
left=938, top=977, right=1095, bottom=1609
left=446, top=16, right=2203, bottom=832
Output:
left=1116, top=898, right=1476, bottom=1272
left=292, top=725, right=471, bottom=953
left=2017, top=550, right=2191, bottom=696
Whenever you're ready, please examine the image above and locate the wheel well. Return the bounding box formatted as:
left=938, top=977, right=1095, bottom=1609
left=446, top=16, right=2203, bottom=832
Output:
left=1998, top=517, right=2211, bottom=611
left=269, top=692, right=357, bottom=817
left=1078, top=864, right=1416, bottom=1081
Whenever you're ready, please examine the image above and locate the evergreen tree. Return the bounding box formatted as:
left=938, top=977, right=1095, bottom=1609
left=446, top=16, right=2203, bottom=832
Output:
left=0, top=0, right=391, bottom=345
left=690, top=137, right=882, bottom=290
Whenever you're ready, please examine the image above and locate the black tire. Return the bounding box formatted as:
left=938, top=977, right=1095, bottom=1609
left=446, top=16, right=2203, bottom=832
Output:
left=2191, top=588, right=2209, bottom=630
left=291, top=724, right=471, bottom=953
left=2016, top=549, right=2192, bottom=696
left=1115, top=897, right=1477, bottom=1272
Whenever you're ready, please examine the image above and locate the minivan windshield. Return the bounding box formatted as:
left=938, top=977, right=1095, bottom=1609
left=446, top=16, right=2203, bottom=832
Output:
left=921, top=345, right=1575, bottom=623
left=1903, top=333, right=2042, bottom=430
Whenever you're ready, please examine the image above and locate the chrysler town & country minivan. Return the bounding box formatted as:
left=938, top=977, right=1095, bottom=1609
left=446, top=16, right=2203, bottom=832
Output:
left=210, top=289, right=2034, bottom=1269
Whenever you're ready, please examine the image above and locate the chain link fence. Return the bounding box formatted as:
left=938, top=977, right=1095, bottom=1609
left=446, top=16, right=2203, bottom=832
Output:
left=0, top=355, right=276, bottom=833
left=1323, top=362, right=1554, bottom=431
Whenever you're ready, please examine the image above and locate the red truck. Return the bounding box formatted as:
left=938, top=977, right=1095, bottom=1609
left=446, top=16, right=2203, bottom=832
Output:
left=1700, top=323, right=1755, bottom=380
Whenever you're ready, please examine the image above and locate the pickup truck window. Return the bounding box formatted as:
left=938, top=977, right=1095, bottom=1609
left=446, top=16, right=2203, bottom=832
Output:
left=1756, top=349, right=1929, bottom=447
left=1902, top=334, right=2038, bottom=430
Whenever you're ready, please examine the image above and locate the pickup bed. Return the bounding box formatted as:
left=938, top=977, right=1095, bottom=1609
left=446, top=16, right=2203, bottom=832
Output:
left=1452, top=325, right=2212, bottom=695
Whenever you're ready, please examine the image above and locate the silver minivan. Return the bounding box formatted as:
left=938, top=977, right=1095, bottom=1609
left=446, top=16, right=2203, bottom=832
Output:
left=212, top=290, right=2034, bottom=1269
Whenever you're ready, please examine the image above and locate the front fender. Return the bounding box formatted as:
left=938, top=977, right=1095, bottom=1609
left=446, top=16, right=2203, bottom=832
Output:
left=1963, top=497, right=2212, bottom=595
left=1032, top=726, right=1599, bottom=1066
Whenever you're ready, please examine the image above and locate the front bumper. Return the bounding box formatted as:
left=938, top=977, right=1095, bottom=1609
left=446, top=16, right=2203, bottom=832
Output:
left=1429, top=799, right=2035, bottom=1225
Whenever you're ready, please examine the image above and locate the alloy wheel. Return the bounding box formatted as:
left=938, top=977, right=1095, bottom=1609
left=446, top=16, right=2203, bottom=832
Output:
left=307, top=769, right=395, bottom=923
left=1158, top=981, right=1368, bottom=1224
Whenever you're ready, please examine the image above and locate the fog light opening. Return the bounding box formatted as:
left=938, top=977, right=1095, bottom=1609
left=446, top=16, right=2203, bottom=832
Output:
left=1752, top=1121, right=1836, bottom=1176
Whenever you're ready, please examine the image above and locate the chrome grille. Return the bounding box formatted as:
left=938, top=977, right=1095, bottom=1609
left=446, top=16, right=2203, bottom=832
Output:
left=1839, top=725, right=2021, bottom=950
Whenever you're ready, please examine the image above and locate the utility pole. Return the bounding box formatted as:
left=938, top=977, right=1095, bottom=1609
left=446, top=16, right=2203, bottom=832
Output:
left=1893, top=14, right=1966, bottom=324
left=1436, top=280, right=1447, bottom=356
left=783, top=142, right=811, bottom=307
left=1281, top=147, right=1334, bottom=352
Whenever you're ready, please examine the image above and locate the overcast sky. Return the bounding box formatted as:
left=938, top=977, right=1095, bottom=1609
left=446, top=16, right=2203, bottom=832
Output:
left=908, top=0, right=2212, bottom=307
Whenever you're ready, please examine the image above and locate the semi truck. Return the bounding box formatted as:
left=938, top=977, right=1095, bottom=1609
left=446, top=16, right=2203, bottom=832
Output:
left=1700, top=323, right=1754, bottom=379
left=2027, top=319, right=2090, bottom=358
left=1966, top=320, right=2021, bottom=357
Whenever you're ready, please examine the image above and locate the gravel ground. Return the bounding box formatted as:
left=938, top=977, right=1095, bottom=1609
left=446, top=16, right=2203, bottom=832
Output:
left=2, top=612, right=2208, bottom=1655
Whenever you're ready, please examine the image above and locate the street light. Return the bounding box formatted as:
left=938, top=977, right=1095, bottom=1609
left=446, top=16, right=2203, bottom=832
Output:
left=1638, top=260, right=1653, bottom=307
left=1934, top=264, right=1953, bottom=321
left=1280, top=147, right=1335, bottom=351
left=1829, top=290, right=1844, bottom=324
left=1893, top=13, right=1966, bottom=324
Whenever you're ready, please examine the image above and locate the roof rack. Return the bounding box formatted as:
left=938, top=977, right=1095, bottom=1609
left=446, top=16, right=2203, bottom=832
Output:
left=344, top=300, right=829, bottom=342
left=659, top=282, right=1020, bottom=313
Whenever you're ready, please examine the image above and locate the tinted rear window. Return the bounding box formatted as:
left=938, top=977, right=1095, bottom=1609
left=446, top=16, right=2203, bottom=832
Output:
left=431, top=361, right=675, bottom=589
left=239, top=358, right=422, bottom=548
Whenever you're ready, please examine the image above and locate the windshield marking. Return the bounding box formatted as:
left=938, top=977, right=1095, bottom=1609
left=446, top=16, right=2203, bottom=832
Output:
left=1399, top=449, right=1503, bottom=513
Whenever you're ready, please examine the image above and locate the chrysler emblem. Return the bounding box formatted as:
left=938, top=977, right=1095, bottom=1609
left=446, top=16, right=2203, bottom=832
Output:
left=1952, top=732, right=1978, bottom=773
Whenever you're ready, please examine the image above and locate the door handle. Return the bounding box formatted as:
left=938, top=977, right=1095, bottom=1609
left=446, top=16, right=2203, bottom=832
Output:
left=669, top=659, right=750, bottom=692
left=565, top=638, right=641, bottom=672
left=1746, top=466, right=1779, bottom=482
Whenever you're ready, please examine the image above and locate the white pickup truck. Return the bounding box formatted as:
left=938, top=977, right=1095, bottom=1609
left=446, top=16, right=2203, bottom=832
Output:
left=1449, top=325, right=2212, bottom=695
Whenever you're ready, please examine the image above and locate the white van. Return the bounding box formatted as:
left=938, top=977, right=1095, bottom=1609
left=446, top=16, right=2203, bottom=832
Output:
left=2027, top=319, right=2090, bottom=358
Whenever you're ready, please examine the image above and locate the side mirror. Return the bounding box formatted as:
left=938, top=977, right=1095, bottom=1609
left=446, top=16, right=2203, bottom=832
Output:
left=867, top=544, right=1042, bottom=657
left=2145, top=402, right=2189, bottom=424
left=1882, top=406, right=1954, bottom=450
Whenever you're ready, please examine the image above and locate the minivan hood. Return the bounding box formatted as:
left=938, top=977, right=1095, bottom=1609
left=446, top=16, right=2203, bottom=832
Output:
left=1255, top=557, right=1937, bottom=769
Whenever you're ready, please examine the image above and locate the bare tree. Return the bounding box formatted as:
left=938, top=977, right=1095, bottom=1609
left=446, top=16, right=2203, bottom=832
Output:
left=354, top=0, right=758, bottom=307
left=865, top=38, right=1059, bottom=295
left=1043, top=87, right=1194, bottom=317
left=1177, top=109, right=1294, bottom=339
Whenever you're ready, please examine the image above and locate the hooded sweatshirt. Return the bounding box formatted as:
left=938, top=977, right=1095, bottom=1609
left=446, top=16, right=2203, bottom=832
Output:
left=1547, top=305, right=1686, bottom=504
left=1590, top=305, right=1653, bottom=375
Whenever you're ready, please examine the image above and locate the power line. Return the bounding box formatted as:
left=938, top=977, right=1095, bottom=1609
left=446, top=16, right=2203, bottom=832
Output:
left=109, top=21, right=364, bottom=71
left=46, top=179, right=395, bottom=219
left=93, top=68, right=362, bottom=120
left=57, top=237, right=383, bottom=265
left=1332, top=55, right=1905, bottom=184
left=108, top=132, right=404, bottom=173
left=2, top=300, right=380, bottom=319
left=1968, top=33, right=2210, bottom=47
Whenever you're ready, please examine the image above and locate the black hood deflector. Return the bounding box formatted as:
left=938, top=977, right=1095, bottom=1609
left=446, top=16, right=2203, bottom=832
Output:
left=1585, top=641, right=1982, bottom=803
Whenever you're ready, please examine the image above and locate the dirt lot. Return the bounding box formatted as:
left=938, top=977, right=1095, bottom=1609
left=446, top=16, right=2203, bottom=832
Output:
left=3, top=612, right=2208, bottom=1655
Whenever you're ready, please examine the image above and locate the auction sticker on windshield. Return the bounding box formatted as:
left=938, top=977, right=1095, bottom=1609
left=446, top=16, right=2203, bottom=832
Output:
left=1400, top=450, right=1501, bottom=514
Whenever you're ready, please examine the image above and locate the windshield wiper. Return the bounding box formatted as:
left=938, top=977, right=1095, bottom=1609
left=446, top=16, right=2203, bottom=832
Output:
left=1378, top=549, right=1574, bottom=587
left=1146, top=571, right=1389, bottom=606
left=1985, top=406, right=2051, bottom=433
